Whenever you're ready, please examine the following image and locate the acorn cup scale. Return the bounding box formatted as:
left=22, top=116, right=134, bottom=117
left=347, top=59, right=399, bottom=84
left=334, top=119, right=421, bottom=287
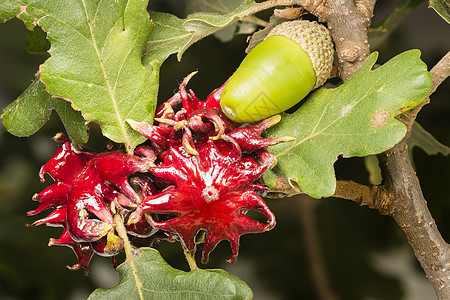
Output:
left=220, top=20, right=334, bottom=123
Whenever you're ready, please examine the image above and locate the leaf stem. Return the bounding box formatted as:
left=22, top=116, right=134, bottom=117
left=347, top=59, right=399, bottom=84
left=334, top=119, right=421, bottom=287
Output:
left=113, top=214, right=144, bottom=300
left=242, top=15, right=269, bottom=27
left=183, top=247, right=198, bottom=270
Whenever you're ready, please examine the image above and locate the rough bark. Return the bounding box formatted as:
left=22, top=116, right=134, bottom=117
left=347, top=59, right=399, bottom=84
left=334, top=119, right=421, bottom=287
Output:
left=250, top=0, right=449, bottom=298
left=377, top=140, right=450, bottom=299
left=375, top=52, right=450, bottom=299
left=326, top=2, right=450, bottom=297
left=333, top=52, right=450, bottom=299
left=322, top=0, right=374, bottom=80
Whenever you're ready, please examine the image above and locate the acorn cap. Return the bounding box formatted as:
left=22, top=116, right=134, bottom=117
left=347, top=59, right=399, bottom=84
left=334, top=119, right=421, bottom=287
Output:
left=265, top=20, right=334, bottom=89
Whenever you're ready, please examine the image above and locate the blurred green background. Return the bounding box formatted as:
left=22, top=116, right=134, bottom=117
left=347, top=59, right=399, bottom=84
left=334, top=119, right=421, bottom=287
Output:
left=0, top=0, right=448, bottom=299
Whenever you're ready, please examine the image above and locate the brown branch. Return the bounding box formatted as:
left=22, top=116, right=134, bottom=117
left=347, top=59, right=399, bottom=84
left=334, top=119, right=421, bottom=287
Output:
left=257, top=0, right=373, bottom=80
left=243, top=0, right=298, bottom=16
left=294, top=0, right=327, bottom=17
left=374, top=51, right=450, bottom=300
left=354, top=0, right=377, bottom=19
left=243, top=0, right=328, bottom=26
left=322, top=0, right=373, bottom=81
left=296, top=196, right=340, bottom=300
left=333, top=52, right=450, bottom=299
left=377, top=141, right=450, bottom=299
left=250, top=2, right=449, bottom=296
left=429, top=51, right=450, bottom=95
left=334, top=180, right=392, bottom=211
left=317, top=2, right=450, bottom=298
left=336, top=154, right=450, bottom=300
left=274, top=6, right=305, bottom=20
left=243, top=0, right=374, bottom=81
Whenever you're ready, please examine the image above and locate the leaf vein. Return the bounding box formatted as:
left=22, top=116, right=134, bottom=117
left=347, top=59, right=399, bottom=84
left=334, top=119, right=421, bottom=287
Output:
left=277, top=70, right=388, bottom=158
left=80, top=0, right=131, bottom=148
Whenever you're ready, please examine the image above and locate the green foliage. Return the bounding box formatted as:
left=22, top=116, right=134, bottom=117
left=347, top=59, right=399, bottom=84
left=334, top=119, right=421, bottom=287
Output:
left=429, top=0, right=450, bottom=23
left=1, top=0, right=159, bottom=150
left=25, top=26, right=50, bottom=54
left=245, top=15, right=283, bottom=53
left=1, top=0, right=257, bottom=149
left=89, top=248, right=252, bottom=300
left=408, top=122, right=450, bottom=157
left=186, top=0, right=257, bottom=42
left=143, top=0, right=254, bottom=64
left=0, top=1, right=447, bottom=299
left=2, top=78, right=89, bottom=147
left=264, top=50, right=432, bottom=198
left=186, top=0, right=245, bottom=13
left=364, top=155, right=382, bottom=185
left=0, top=1, right=20, bottom=22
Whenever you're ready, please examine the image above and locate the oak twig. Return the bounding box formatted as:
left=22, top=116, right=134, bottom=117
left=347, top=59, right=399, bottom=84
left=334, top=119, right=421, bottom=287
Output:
left=247, top=1, right=449, bottom=298
left=377, top=140, right=450, bottom=299
left=334, top=180, right=388, bottom=210
left=331, top=32, right=450, bottom=300
left=183, top=248, right=198, bottom=270
left=375, top=52, right=450, bottom=299
left=323, top=0, right=374, bottom=81
left=305, top=1, right=449, bottom=298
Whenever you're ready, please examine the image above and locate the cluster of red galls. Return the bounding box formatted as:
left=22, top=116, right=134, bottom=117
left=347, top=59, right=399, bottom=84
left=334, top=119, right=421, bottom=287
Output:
left=29, top=74, right=292, bottom=273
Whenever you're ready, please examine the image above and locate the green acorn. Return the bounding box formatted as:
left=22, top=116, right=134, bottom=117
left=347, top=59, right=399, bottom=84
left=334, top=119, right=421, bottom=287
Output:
left=220, top=20, right=334, bottom=123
